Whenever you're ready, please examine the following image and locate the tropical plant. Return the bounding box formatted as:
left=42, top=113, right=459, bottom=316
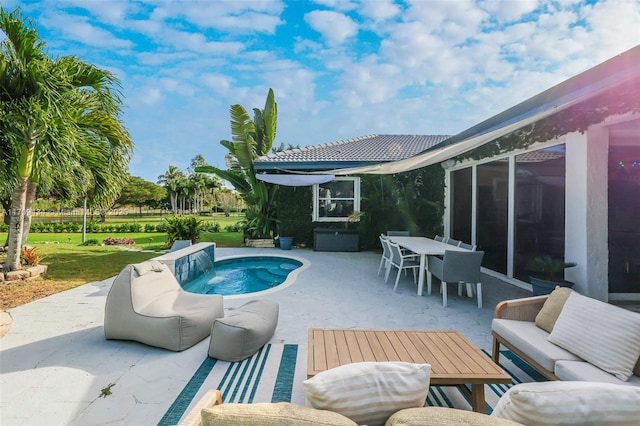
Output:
left=157, top=165, right=185, bottom=214
left=20, top=246, right=45, bottom=265
left=164, top=215, right=203, bottom=245
left=526, top=255, right=577, bottom=281
left=1, top=7, right=132, bottom=271
left=196, top=89, right=278, bottom=239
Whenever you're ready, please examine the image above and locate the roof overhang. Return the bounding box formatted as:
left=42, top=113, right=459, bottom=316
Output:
left=256, top=173, right=334, bottom=186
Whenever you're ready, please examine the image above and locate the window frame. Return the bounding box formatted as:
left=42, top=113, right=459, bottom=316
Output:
left=313, top=177, right=361, bottom=222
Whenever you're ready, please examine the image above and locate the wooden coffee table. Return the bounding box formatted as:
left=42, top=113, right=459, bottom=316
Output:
left=307, top=328, right=511, bottom=413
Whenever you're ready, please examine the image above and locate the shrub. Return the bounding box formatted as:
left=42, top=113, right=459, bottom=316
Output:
left=128, top=223, right=142, bottom=233
left=102, top=237, right=136, bottom=245
left=143, top=223, right=156, bottom=233
left=155, top=222, right=167, bottom=232
left=53, top=222, right=65, bottom=233
left=65, top=222, right=81, bottom=232
left=116, top=223, right=130, bottom=233
left=224, top=222, right=242, bottom=233
left=164, top=215, right=203, bottom=245
left=21, top=246, right=45, bottom=266
left=203, top=222, right=221, bottom=233
left=80, top=239, right=99, bottom=246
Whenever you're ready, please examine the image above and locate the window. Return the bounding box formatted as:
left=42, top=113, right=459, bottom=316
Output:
left=477, top=159, right=509, bottom=274
left=313, top=177, right=360, bottom=222
left=514, top=145, right=566, bottom=281
left=451, top=168, right=472, bottom=242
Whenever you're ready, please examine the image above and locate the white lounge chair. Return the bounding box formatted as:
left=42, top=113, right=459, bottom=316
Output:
left=104, top=260, right=223, bottom=351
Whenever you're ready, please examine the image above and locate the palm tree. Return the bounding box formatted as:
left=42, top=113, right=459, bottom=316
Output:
left=157, top=165, right=185, bottom=214
left=197, top=89, right=278, bottom=238
left=1, top=8, right=133, bottom=270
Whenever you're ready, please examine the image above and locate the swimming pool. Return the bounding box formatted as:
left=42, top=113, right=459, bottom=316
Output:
left=181, top=256, right=305, bottom=297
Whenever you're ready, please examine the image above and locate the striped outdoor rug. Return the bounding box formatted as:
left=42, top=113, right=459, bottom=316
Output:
left=158, top=345, right=546, bottom=425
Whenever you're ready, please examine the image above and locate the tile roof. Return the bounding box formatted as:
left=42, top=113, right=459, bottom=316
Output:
left=255, top=134, right=450, bottom=167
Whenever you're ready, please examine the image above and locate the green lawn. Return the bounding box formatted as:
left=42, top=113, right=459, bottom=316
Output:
left=0, top=217, right=245, bottom=309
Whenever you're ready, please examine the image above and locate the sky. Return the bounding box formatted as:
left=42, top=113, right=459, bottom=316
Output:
left=4, top=0, right=640, bottom=183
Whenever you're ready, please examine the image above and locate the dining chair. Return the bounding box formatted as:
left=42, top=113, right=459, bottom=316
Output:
left=377, top=234, right=392, bottom=276
left=458, top=241, right=476, bottom=251
left=446, top=238, right=462, bottom=247
left=385, top=241, right=420, bottom=291
left=426, top=250, right=485, bottom=308
left=387, top=230, right=410, bottom=236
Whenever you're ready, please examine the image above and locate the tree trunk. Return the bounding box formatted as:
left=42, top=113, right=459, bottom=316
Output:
left=170, top=192, right=177, bottom=214
left=20, top=180, right=38, bottom=246
left=4, top=177, right=29, bottom=271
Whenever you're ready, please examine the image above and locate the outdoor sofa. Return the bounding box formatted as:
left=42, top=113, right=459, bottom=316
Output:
left=178, top=381, right=640, bottom=426
left=492, top=287, right=640, bottom=386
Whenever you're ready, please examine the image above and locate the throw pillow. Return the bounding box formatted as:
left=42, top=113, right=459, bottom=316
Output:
left=303, top=362, right=431, bottom=426
left=548, top=292, right=640, bottom=381
left=201, top=402, right=358, bottom=426
left=133, top=260, right=165, bottom=275
left=534, top=287, right=572, bottom=333
left=491, top=381, right=640, bottom=425
left=386, top=407, right=523, bottom=425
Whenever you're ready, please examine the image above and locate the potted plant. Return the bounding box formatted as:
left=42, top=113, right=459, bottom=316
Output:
left=277, top=221, right=294, bottom=250
left=526, top=255, right=577, bottom=296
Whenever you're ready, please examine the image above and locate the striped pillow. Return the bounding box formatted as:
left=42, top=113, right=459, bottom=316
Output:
left=548, top=292, right=640, bottom=381
left=491, top=381, right=640, bottom=425
left=303, top=362, right=431, bottom=426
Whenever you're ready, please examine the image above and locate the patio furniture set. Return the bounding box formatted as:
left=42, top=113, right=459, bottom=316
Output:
left=379, top=232, right=485, bottom=307
left=103, top=253, right=640, bottom=425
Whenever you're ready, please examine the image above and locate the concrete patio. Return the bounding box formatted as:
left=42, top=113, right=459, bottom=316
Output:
left=0, top=247, right=530, bottom=425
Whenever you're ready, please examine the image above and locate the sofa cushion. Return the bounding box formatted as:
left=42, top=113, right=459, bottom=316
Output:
left=200, top=402, right=358, bottom=426
left=555, top=360, right=640, bottom=386
left=534, top=287, right=572, bottom=333
left=385, top=407, right=523, bottom=425
left=492, top=318, right=580, bottom=372
left=548, top=292, right=640, bottom=381
left=303, top=362, right=431, bottom=426
left=491, top=381, right=640, bottom=425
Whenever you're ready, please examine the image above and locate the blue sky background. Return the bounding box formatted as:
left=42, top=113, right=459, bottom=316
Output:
left=4, top=0, right=640, bottom=183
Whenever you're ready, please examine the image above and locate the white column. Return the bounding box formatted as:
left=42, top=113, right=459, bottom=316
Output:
left=564, top=127, right=609, bottom=301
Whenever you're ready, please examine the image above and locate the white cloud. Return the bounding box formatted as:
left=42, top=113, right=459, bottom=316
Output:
left=149, top=1, right=285, bottom=33
left=160, top=28, right=245, bottom=55
left=39, top=12, right=134, bottom=49
left=405, top=0, right=488, bottom=44
left=359, top=0, right=401, bottom=22
left=311, top=0, right=358, bottom=12
left=479, top=0, right=539, bottom=22
left=333, top=57, right=402, bottom=107
left=304, top=10, right=358, bottom=45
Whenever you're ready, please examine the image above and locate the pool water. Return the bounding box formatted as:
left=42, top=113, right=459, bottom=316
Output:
left=182, top=256, right=303, bottom=296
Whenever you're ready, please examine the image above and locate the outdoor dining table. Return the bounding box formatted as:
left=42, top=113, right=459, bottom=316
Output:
left=387, top=236, right=470, bottom=296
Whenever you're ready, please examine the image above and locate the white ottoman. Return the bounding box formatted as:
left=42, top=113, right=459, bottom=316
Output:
left=208, top=299, right=279, bottom=362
